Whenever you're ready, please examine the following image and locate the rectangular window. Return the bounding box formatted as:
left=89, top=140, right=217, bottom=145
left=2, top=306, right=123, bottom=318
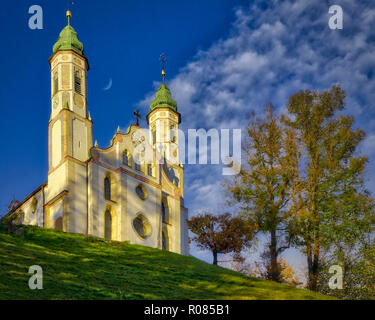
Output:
left=147, top=164, right=153, bottom=176
left=134, top=155, right=141, bottom=171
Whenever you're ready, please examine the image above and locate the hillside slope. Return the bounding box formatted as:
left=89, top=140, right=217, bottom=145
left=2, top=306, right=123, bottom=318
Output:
left=0, top=224, right=332, bottom=300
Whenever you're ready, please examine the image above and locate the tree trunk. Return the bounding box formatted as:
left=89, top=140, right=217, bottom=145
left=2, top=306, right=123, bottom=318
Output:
left=213, top=251, right=218, bottom=265
left=270, top=230, right=280, bottom=282
left=306, top=235, right=320, bottom=291
left=307, top=259, right=319, bottom=291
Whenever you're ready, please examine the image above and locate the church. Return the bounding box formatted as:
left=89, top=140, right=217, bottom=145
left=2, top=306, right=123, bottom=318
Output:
left=5, top=11, right=189, bottom=256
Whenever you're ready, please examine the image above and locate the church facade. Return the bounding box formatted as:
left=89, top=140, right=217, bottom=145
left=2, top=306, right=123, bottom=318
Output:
left=5, top=11, right=189, bottom=256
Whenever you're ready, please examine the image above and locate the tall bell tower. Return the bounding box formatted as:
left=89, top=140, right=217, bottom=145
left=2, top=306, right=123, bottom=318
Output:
left=46, top=11, right=93, bottom=233
left=48, top=10, right=92, bottom=171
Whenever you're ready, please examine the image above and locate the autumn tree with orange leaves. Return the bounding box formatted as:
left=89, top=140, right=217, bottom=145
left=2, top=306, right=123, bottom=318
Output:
left=187, top=212, right=255, bottom=265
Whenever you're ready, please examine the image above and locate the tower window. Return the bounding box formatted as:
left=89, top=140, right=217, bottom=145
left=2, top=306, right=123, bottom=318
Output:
left=74, top=70, right=81, bottom=94
left=170, top=125, right=176, bottom=143
left=152, top=128, right=156, bottom=146
left=104, top=176, right=111, bottom=200
left=53, top=72, right=58, bottom=95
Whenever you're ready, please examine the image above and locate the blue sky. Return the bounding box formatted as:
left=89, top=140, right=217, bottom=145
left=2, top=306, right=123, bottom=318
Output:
left=1, top=0, right=375, bottom=277
left=0, top=0, right=242, bottom=210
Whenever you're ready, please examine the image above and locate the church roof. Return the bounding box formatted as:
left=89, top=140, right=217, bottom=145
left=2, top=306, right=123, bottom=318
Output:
left=150, top=83, right=177, bottom=112
left=52, top=12, right=85, bottom=57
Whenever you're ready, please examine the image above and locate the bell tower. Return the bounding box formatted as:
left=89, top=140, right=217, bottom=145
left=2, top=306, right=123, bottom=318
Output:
left=146, top=67, right=181, bottom=164
left=46, top=10, right=93, bottom=233
left=48, top=10, right=92, bottom=171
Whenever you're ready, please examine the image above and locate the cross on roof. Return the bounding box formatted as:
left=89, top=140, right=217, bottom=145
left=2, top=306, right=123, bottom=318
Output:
left=159, top=53, right=167, bottom=70
left=67, top=0, right=75, bottom=10
left=133, top=109, right=141, bottom=126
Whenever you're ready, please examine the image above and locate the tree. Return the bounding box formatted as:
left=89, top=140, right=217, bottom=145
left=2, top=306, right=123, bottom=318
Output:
left=283, top=85, right=375, bottom=291
left=226, top=104, right=300, bottom=282
left=255, top=252, right=303, bottom=286
left=279, top=258, right=303, bottom=287
left=187, top=212, right=255, bottom=265
left=1, top=210, right=21, bottom=234
left=317, top=235, right=375, bottom=299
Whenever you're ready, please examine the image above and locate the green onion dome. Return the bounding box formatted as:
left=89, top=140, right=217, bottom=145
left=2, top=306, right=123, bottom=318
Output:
left=150, top=83, right=177, bottom=112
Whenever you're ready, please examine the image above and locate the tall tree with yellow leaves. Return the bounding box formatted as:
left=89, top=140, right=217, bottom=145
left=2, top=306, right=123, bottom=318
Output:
left=226, top=104, right=300, bottom=282
left=283, top=85, right=374, bottom=291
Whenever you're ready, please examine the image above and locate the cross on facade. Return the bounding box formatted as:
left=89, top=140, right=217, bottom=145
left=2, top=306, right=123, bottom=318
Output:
left=133, top=109, right=141, bottom=126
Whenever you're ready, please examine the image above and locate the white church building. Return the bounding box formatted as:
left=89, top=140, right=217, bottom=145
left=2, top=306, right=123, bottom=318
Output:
left=5, top=11, right=189, bottom=256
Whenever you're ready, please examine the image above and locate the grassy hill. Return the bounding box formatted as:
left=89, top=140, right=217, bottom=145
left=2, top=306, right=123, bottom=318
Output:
left=0, top=224, right=333, bottom=300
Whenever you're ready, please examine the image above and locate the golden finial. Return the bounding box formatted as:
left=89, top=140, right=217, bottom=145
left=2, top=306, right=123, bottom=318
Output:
left=94, top=140, right=98, bottom=148
left=160, top=53, right=167, bottom=84
left=161, top=69, right=166, bottom=84
left=66, top=10, right=72, bottom=26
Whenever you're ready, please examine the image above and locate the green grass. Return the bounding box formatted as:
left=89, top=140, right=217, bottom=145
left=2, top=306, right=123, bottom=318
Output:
left=0, top=224, right=333, bottom=300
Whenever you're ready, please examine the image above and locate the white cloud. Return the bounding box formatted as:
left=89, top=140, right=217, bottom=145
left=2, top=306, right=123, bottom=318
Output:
left=138, top=0, right=375, bottom=268
left=362, top=134, right=375, bottom=156
left=139, top=0, right=375, bottom=211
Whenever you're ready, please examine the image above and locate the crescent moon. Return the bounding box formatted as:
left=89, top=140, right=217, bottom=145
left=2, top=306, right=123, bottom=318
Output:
left=103, top=78, right=112, bottom=91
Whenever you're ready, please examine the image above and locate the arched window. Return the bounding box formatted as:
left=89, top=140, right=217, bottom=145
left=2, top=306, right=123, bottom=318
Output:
left=74, top=70, right=81, bottom=94
left=161, top=198, right=169, bottom=224
left=104, top=210, right=112, bottom=240
left=55, top=217, right=63, bottom=231
left=162, top=202, right=166, bottom=223
left=162, top=230, right=169, bottom=251
left=53, top=71, right=58, bottom=95
left=104, top=176, right=111, bottom=200
left=123, top=149, right=132, bottom=167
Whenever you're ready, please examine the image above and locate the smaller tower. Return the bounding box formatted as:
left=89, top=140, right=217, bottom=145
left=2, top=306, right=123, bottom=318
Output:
left=146, top=64, right=181, bottom=164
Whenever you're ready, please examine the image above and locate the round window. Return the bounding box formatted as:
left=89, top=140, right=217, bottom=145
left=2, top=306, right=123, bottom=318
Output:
left=135, top=184, right=148, bottom=200
left=133, top=214, right=152, bottom=239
